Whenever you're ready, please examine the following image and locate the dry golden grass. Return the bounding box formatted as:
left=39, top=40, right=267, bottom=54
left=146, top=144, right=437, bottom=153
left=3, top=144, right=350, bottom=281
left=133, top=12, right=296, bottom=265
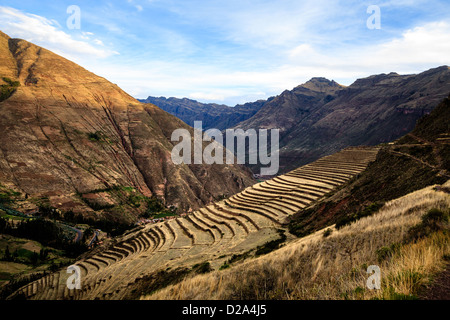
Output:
left=372, top=231, right=449, bottom=299
left=143, top=182, right=450, bottom=300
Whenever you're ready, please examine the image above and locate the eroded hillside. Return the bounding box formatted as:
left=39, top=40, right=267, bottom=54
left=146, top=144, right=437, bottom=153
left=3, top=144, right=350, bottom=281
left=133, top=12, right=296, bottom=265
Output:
left=0, top=31, right=254, bottom=223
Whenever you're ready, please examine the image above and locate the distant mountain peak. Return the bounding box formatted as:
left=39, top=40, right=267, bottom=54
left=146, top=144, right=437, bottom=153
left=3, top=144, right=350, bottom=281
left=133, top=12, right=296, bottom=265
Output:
left=297, top=77, right=344, bottom=93
left=307, top=77, right=333, bottom=83
left=139, top=95, right=264, bottom=130
left=421, top=65, right=450, bottom=75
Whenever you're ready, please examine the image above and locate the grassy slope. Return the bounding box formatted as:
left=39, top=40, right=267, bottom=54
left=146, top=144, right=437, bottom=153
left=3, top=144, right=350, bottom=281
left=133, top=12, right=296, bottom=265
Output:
left=142, top=181, right=450, bottom=300
left=288, top=94, right=450, bottom=238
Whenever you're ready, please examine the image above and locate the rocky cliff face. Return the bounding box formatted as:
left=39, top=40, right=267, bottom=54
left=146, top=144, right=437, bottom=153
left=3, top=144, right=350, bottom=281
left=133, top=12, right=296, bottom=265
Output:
left=234, top=68, right=450, bottom=172
left=0, top=31, right=254, bottom=223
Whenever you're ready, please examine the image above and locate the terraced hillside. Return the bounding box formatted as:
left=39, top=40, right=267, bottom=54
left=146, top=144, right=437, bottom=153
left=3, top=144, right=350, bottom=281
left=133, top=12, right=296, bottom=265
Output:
left=8, top=147, right=379, bottom=300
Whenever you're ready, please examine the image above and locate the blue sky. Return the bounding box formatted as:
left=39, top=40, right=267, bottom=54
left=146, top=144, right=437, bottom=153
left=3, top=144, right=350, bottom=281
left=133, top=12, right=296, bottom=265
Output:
left=0, top=0, right=450, bottom=105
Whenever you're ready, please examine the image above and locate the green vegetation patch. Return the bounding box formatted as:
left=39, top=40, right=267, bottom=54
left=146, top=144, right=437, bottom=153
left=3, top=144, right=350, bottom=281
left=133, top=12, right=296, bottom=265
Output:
left=335, top=202, right=384, bottom=230
left=405, top=208, right=449, bottom=243
left=227, top=251, right=252, bottom=264
left=0, top=211, right=28, bottom=221
left=288, top=207, right=317, bottom=238
left=219, top=262, right=230, bottom=270
left=88, top=131, right=102, bottom=141
left=142, top=196, right=177, bottom=219
left=87, top=131, right=115, bottom=145
left=191, top=261, right=212, bottom=274
left=323, top=228, right=333, bottom=238
left=0, top=234, right=74, bottom=295
left=375, top=243, right=401, bottom=263
left=0, top=191, right=21, bottom=205
left=124, top=267, right=191, bottom=299
left=0, top=77, right=20, bottom=102
left=0, top=217, right=88, bottom=258
left=255, top=229, right=287, bottom=257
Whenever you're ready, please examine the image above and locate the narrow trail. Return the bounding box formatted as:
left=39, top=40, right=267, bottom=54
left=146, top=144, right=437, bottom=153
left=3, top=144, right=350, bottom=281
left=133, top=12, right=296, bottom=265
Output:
left=407, top=133, right=445, bottom=169
left=388, top=133, right=450, bottom=179
left=419, top=262, right=450, bottom=300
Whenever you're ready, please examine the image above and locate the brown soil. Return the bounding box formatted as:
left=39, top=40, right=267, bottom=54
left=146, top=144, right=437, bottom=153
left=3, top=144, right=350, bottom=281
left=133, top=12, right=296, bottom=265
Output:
left=420, top=262, right=450, bottom=300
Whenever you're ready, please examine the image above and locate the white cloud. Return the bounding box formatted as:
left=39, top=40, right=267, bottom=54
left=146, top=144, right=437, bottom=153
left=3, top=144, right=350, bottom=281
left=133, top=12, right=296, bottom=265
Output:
left=0, top=5, right=449, bottom=106
left=363, top=21, right=450, bottom=69
left=288, top=44, right=316, bottom=59
left=189, top=92, right=227, bottom=102
left=93, top=39, right=105, bottom=46
left=168, top=0, right=345, bottom=49
left=126, top=0, right=144, bottom=12
left=272, top=20, right=450, bottom=87
left=0, top=6, right=117, bottom=62
left=112, top=20, right=450, bottom=104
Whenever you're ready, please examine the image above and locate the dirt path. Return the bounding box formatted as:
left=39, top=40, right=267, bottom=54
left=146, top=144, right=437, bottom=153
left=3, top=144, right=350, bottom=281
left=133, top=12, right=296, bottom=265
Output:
left=388, top=133, right=450, bottom=179
left=420, top=262, right=450, bottom=300
left=407, top=133, right=446, bottom=170
left=388, top=149, right=444, bottom=173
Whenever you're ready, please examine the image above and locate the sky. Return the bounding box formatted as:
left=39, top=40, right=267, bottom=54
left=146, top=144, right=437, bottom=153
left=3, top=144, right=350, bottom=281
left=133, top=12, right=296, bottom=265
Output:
left=0, top=0, right=449, bottom=105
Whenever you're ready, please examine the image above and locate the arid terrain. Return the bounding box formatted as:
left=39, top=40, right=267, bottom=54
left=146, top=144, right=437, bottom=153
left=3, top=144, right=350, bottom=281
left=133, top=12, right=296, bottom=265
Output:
left=0, top=30, right=254, bottom=223
left=6, top=147, right=379, bottom=299
left=0, top=30, right=449, bottom=301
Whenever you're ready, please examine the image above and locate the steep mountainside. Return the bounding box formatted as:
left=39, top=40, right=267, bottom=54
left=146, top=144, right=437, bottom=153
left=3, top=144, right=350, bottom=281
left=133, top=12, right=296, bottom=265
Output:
left=139, top=96, right=267, bottom=130
left=288, top=94, right=450, bottom=238
left=235, top=77, right=345, bottom=132
left=0, top=31, right=254, bottom=223
left=234, top=68, right=450, bottom=172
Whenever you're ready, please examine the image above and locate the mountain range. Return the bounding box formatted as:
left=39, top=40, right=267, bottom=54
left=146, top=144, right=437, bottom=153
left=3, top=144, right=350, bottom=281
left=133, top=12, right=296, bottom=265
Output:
left=146, top=68, right=450, bottom=173
left=138, top=96, right=267, bottom=130
left=0, top=29, right=449, bottom=302
left=7, top=86, right=449, bottom=301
